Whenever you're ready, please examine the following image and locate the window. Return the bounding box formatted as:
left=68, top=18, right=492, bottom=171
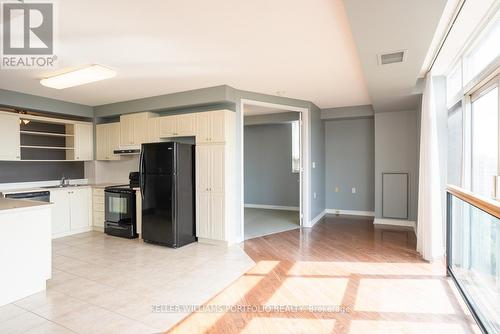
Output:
left=291, top=121, right=300, bottom=173
left=464, top=18, right=500, bottom=83
left=471, top=85, right=499, bottom=198
left=446, top=13, right=500, bottom=106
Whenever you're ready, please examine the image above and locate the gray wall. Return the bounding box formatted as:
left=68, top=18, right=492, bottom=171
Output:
left=325, top=118, right=375, bottom=212
left=310, top=103, right=326, bottom=219
left=234, top=89, right=325, bottom=235
left=244, top=123, right=299, bottom=207
left=0, top=161, right=84, bottom=183
left=0, top=89, right=93, bottom=118
left=374, top=110, right=419, bottom=220
left=93, top=85, right=233, bottom=117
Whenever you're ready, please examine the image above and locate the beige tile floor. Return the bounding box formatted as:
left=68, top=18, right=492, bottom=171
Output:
left=0, top=231, right=255, bottom=333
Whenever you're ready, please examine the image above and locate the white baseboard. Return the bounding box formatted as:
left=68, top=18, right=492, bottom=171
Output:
left=308, top=210, right=326, bottom=227
left=373, top=218, right=416, bottom=231
left=325, top=209, right=375, bottom=217
left=197, top=238, right=230, bottom=247
left=52, top=226, right=93, bottom=239
left=244, top=204, right=300, bottom=211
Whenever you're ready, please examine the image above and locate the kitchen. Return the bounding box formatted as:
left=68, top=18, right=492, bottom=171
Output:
left=0, top=106, right=251, bottom=332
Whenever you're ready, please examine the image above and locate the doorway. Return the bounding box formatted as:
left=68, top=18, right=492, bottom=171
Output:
left=241, top=101, right=308, bottom=240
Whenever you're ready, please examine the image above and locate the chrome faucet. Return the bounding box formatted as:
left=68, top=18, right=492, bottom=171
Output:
left=60, top=176, right=68, bottom=187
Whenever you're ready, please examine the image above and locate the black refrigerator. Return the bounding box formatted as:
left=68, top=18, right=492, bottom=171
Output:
left=139, top=142, right=196, bottom=248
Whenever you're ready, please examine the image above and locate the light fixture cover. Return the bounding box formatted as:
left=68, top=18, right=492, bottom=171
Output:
left=40, top=65, right=116, bottom=89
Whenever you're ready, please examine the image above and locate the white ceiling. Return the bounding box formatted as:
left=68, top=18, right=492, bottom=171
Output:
left=0, top=0, right=370, bottom=108
left=343, top=0, right=448, bottom=112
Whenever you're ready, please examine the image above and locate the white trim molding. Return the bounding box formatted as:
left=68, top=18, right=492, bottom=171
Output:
left=309, top=210, right=326, bottom=227
left=239, top=99, right=310, bottom=238
left=325, top=209, right=375, bottom=217
left=244, top=204, right=300, bottom=211
left=374, top=218, right=416, bottom=231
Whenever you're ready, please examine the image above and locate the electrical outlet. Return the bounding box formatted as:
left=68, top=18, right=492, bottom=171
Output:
left=335, top=187, right=339, bottom=193
left=313, top=192, right=317, bottom=199
left=352, top=187, right=356, bottom=194
left=312, top=162, right=316, bottom=169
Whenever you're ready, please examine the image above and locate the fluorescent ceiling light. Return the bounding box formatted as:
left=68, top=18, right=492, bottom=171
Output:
left=40, top=65, right=116, bottom=89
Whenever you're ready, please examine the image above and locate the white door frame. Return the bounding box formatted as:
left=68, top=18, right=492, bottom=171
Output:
left=239, top=99, right=310, bottom=242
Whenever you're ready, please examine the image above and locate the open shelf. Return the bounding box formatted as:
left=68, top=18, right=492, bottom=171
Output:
left=20, top=121, right=77, bottom=161
left=20, top=130, right=74, bottom=137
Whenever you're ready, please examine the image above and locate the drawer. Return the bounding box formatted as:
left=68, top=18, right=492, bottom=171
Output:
left=93, top=195, right=104, bottom=205
left=93, top=211, right=104, bottom=227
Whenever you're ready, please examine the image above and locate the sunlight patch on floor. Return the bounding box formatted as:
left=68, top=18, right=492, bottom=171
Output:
left=241, top=317, right=336, bottom=334
left=265, top=277, right=348, bottom=306
left=168, top=275, right=264, bottom=334
left=349, top=320, right=474, bottom=334
left=287, top=261, right=445, bottom=276
left=355, top=278, right=455, bottom=314
left=247, top=261, right=281, bottom=275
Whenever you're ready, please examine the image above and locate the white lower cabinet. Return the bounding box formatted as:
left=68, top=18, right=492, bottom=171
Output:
left=92, top=188, right=105, bottom=229
left=50, top=190, right=71, bottom=236
left=50, top=187, right=92, bottom=238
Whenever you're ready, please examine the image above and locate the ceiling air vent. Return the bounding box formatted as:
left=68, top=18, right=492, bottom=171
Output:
left=378, top=50, right=407, bottom=65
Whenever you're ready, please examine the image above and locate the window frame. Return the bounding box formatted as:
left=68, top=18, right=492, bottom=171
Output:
left=291, top=120, right=300, bottom=174
left=445, top=6, right=500, bottom=108
left=468, top=76, right=499, bottom=197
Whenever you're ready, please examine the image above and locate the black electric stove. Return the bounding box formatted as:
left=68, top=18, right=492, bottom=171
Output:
left=104, top=172, right=139, bottom=239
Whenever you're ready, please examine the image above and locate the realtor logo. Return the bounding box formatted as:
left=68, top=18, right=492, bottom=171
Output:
left=1, top=1, right=56, bottom=68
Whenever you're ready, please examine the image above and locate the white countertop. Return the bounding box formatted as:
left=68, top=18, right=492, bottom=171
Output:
left=0, top=181, right=125, bottom=195
left=0, top=198, right=52, bottom=212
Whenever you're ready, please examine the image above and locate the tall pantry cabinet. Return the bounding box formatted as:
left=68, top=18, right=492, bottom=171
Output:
left=194, top=110, right=235, bottom=244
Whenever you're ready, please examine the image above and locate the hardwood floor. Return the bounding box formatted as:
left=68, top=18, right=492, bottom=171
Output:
left=167, top=215, right=480, bottom=334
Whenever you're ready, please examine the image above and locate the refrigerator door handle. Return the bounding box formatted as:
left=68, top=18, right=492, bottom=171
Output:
left=139, top=148, right=145, bottom=200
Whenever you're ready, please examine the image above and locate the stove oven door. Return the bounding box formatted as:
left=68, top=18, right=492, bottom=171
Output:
left=104, top=190, right=135, bottom=225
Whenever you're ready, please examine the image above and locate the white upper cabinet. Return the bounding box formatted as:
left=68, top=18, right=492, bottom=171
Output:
left=147, top=118, right=160, bottom=143
left=74, top=123, right=93, bottom=161
left=0, top=113, right=20, bottom=161
left=96, top=122, right=120, bottom=160
left=176, top=114, right=196, bottom=136
left=195, top=110, right=232, bottom=144
left=195, top=112, right=211, bottom=143
left=120, top=112, right=155, bottom=147
left=159, top=116, right=176, bottom=137
left=159, top=114, right=196, bottom=138
left=156, top=110, right=232, bottom=143
left=120, top=114, right=135, bottom=146
left=210, top=111, right=227, bottom=143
